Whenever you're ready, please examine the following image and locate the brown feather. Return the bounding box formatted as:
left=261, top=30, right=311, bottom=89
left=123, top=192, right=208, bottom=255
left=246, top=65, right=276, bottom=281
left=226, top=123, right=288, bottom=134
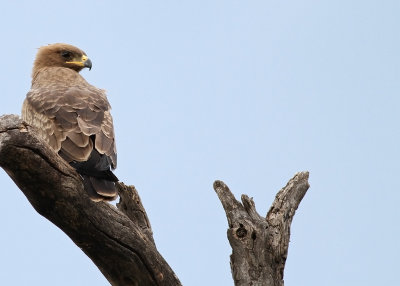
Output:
left=76, top=107, right=99, bottom=121
left=95, top=132, right=114, bottom=155
left=61, top=137, right=93, bottom=161
left=67, top=131, right=89, bottom=148
left=77, top=116, right=102, bottom=135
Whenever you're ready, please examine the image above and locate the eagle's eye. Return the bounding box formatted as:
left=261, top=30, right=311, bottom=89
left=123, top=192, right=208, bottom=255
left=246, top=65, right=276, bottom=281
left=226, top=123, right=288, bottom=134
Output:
left=61, top=51, right=72, bottom=59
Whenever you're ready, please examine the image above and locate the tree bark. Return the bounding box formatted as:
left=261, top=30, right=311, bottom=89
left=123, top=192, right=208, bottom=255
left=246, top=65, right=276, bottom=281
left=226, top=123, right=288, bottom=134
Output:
left=213, top=172, right=309, bottom=286
left=0, top=114, right=181, bottom=286
left=0, top=114, right=309, bottom=286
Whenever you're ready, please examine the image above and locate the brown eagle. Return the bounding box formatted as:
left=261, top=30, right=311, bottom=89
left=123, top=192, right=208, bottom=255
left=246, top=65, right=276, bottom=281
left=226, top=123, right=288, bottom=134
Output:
left=22, top=43, right=118, bottom=201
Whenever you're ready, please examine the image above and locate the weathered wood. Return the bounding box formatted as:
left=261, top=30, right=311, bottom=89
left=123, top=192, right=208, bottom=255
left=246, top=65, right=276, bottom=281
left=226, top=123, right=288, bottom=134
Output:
left=116, top=182, right=155, bottom=245
left=214, top=172, right=309, bottom=286
left=0, top=114, right=181, bottom=286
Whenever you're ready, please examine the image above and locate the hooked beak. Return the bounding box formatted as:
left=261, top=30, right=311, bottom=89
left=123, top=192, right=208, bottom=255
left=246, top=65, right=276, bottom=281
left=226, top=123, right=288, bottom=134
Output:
left=84, top=57, right=92, bottom=70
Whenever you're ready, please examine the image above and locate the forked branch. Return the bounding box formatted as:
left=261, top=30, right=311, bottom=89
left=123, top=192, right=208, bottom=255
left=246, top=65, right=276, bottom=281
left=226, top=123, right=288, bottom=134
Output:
left=214, top=172, right=309, bottom=286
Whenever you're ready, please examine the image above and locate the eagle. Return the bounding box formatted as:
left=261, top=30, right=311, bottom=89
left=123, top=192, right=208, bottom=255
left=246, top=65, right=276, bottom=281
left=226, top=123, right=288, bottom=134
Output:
left=22, top=43, right=118, bottom=201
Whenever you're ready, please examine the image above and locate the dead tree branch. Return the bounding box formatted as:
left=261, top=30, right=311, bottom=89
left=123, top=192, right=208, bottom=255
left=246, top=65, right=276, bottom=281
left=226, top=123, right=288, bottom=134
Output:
left=214, top=172, right=309, bottom=286
left=1, top=113, right=309, bottom=286
left=0, top=114, right=181, bottom=286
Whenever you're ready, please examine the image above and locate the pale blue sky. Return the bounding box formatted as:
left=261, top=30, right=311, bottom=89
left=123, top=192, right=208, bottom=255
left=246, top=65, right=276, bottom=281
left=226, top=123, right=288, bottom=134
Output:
left=0, top=1, right=399, bottom=285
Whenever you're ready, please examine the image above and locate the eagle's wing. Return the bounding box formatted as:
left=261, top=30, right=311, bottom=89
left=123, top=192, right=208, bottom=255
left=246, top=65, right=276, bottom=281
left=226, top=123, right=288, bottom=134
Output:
left=22, top=84, right=117, bottom=169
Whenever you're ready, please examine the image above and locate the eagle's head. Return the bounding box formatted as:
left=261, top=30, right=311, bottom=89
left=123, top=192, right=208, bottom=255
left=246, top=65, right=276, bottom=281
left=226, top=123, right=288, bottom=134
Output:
left=33, top=43, right=92, bottom=74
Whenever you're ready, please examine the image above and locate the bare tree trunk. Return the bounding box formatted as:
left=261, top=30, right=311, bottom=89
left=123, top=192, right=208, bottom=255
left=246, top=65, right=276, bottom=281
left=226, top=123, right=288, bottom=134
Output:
left=0, top=114, right=309, bottom=286
left=214, top=173, right=309, bottom=286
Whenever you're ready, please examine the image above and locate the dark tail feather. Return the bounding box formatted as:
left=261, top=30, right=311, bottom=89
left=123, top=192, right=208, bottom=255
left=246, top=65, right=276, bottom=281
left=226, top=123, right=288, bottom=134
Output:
left=68, top=149, right=119, bottom=201
left=90, top=176, right=117, bottom=197
left=82, top=175, right=118, bottom=201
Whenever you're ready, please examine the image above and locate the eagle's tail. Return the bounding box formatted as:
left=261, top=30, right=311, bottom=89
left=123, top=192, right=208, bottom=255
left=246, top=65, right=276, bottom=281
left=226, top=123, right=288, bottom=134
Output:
left=82, top=174, right=118, bottom=202
left=68, top=150, right=119, bottom=202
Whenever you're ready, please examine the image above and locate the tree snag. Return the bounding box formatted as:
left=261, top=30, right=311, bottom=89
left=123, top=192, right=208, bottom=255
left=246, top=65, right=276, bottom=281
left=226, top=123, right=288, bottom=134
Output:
left=0, top=114, right=309, bottom=286
left=214, top=172, right=309, bottom=286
